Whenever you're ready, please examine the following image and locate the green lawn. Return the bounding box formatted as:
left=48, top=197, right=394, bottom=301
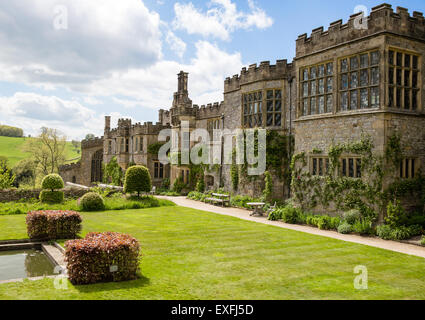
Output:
left=0, top=206, right=425, bottom=300
left=0, top=136, right=80, bottom=167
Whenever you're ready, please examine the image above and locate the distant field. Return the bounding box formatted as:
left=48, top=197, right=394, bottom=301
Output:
left=0, top=136, right=80, bottom=167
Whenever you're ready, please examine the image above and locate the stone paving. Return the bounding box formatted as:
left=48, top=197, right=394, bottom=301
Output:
left=158, top=196, right=425, bottom=259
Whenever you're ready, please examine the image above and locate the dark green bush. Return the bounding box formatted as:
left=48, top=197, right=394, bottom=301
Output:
left=352, top=219, right=375, bottom=235
left=195, top=179, right=205, bottom=193
left=123, top=165, right=152, bottom=197
left=41, top=174, right=64, bottom=191
left=39, top=190, right=64, bottom=204
left=172, top=177, right=186, bottom=194
left=390, top=226, right=412, bottom=240
left=268, top=208, right=282, bottom=221
left=343, top=209, right=361, bottom=225
left=338, top=222, right=352, bottom=234
left=377, top=225, right=393, bottom=240
left=407, top=224, right=423, bottom=237
left=317, top=216, right=333, bottom=230
left=385, top=200, right=407, bottom=228
left=281, top=206, right=302, bottom=224
left=80, top=192, right=105, bottom=212
left=329, top=217, right=342, bottom=230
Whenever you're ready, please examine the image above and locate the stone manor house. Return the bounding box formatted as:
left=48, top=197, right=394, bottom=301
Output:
left=60, top=4, right=425, bottom=206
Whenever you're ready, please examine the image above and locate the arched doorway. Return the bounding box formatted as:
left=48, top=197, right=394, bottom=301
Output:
left=91, top=149, right=103, bottom=183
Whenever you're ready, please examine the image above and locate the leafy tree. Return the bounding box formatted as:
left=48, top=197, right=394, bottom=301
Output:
left=0, top=125, right=23, bottom=137
left=0, top=158, right=16, bottom=190
left=124, top=165, right=152, bottom=198
left=85, top=134, right=95, bottom=140
left=103, top=157, right=124, bottom=186
left=24, top=127, right=67, bottom=175
left=71, top=140, right=81, bottom=154
left=12, top=159, right=37, bottom=188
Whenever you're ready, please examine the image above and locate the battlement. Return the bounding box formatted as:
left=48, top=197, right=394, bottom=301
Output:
left=59, top=161, right=81, bottom=172
left=224, top=59, right=293, bottom=93
left=117, top=118, right=132, bottom=128
left=81, top=137, right=104, bottom=149
left=193, top=101, right=224, bottom=119
left=296, top=4, right=425, bottom=58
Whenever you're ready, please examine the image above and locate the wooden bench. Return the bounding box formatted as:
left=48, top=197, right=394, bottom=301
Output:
left=205, top=193, right=230, bottom=207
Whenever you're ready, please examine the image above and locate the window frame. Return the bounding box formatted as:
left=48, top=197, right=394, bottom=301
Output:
left=300, top=61, right=334, bottom=116
left=310, top=156, right=330, bottom=177
left=387, top=48, right=421, bottom=111
left=340, top=156, right=362, bottom=178
left=399, top=158, right=418, bottom=179
left=338, top=50, right=381, bottom=112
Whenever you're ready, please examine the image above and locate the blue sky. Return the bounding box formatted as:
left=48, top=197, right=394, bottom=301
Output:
left=0, top=0, right=423, bottom=140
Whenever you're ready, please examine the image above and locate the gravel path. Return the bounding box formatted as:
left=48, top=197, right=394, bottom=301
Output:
left=158, top=196, right=425, bottom=259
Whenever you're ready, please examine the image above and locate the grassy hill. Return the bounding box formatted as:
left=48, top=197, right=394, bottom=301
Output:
left=0, top=136, right=80, bottom=167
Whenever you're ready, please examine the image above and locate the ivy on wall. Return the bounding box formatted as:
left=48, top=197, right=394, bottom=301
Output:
left=291, top=132, right=425, bottom=220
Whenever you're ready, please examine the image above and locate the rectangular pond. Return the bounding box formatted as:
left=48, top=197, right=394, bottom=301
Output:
left=0, top=249, right=56, bottom=281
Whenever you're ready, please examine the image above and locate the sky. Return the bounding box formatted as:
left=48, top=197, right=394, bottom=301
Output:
left=0, top=0, right=424, bottom=140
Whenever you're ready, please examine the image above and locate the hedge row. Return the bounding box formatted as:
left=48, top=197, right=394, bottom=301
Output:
left=65, top=232, right=141, bottom=285
left=26, top=210, right=82, bottom=240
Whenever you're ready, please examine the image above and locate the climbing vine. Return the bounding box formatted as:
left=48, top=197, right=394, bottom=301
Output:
left=291, top=132, right=425, bottom=220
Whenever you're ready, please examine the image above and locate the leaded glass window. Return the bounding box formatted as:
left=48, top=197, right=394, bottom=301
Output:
left=300, top=62, right=333, bottom=116
left=388, top=49, right=420, bottom=110
left=339, top=50, right=380, bottom=111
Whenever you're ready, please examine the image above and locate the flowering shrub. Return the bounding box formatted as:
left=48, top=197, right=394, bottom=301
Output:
left=26, top=210, right=82, bottom=240
left=65, top=232, right=141, bottom=285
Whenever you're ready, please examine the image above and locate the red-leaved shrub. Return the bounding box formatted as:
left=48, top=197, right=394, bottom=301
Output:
left=26, top=210, right=82, bottom=240
left=65, top=232, right=141, bottom=285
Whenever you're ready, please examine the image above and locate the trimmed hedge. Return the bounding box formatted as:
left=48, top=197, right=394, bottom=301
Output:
left=124, top=165, right=151, bottom=197
left=79, top=192, right=105, bottom=211
left=39, top=190, right=64, bottom=204
left=41, top=174, right=64, bottom=191
left=26, top=210, right=82, bottom=240
left=65, top=232, right=141, bottom=285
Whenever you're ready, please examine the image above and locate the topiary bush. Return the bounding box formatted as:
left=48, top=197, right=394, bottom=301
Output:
left=124, top=165, right=152, bottom=197
left=80, top=192, right=105, bottom=211
left=39, top=190, right=64, bottom=204
left=338, top=222, right=353, bottom=234
left=40, top=174, right=65, bottom=204
left=41, top=174, right=64, bottom=191
left=26, top=210, right=82, bottom=240
left=65, top=232, right=140, bottom=285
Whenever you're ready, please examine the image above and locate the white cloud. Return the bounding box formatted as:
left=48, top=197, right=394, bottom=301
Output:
left=166, top=31, right=187, bottom=58
left=173, top=0, right=273, bottom=40
left=0, top=0, right=162, bottom=88
left=83, top=97, right=102, bottom=106
left=0, top=93, right=128, bottom=140
left=89, top=40, right=243, bottom=109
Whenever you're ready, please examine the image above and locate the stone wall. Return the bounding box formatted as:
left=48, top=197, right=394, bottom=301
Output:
left=0, top=188, right=91, bottom=203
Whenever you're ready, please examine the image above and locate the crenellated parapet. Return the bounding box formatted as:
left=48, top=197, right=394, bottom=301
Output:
left=296, top=4, right=425, bottom=58
left=81, top=137, right=104, bottom=149
left=194, top=102, right=224, bottom=119
left=59, top=161, right=81, bottom=172
left=131, top=121, right=169, bottom=135
left=224, top=59, right=293, bottom=93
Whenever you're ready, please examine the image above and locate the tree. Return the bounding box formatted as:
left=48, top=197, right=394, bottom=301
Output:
left=0, top=125, right=23, bottom=137
left=12, top=159, right=37, bottom=188
left=85, top=134, right=95, bottom=140
left=103, top=157, right=124, bottom=186
left=124, top=165, right=152, bottom=198
left=263, top=171, right=273, bottom=203
left=0, top=158, right=15, bottom=190
left=24, top=127, right=67, bottom=175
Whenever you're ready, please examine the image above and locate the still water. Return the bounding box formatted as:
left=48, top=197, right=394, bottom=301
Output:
left=0, top=249, right=55, bottom=281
